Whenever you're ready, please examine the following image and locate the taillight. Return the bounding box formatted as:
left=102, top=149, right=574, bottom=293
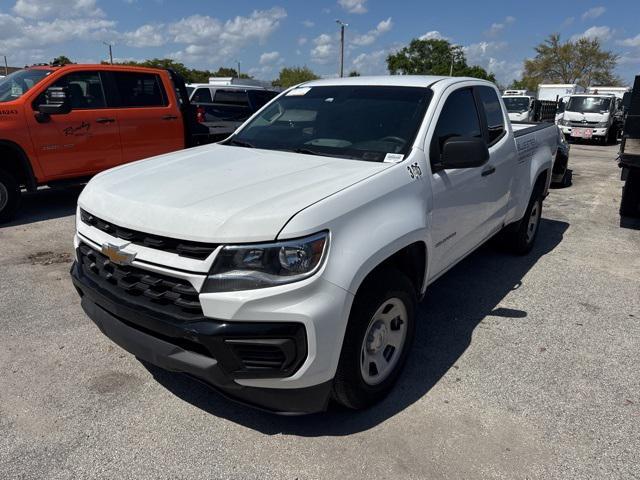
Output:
left=196, top=106, right=205, bottom=123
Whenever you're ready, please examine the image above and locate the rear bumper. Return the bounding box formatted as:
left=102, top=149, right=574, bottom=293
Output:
left=71, top=260, right=332, bottom=414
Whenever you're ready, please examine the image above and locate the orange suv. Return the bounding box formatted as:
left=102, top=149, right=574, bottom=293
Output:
left=0, top=64, right=208, bottom=222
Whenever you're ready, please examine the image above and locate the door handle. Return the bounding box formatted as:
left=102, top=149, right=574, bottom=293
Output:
left=96, top=117, right=115, bottom=124
left=162, top=115, right=178, bottom=120
left=481, top=166, right=496, bottom=177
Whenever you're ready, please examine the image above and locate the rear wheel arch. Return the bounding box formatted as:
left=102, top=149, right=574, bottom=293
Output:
left=0, top=140, right=38, bottom=191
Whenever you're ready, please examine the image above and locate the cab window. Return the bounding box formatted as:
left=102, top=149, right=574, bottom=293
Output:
left=50, top=72, right=107, bottom=109
left=113, top=72, right=168, bottom=107
left=476, top=86, right=505, bottom=145
left=430, top=88, right=482, bottom=166
left=191, top=87, right=213, bottom=103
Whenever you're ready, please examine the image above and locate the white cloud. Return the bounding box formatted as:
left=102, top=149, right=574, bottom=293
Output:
left=463, top=41, right=520, bottom=85
left=419, top=30, right=447, bottom=41
left=351, top=49, right=388, bottom=75
left=122, top=24, right=166, bottom=48
left=13, top=0, right=104, bottom=19
left=0, top=13, right=116, bottom=50
left=582, top=6, right=606, bottom=20
left=168, top=7, right=287, bottom=64
left=618, top=34, right=640, bottom=48
left=351, top=17, right=393, bottom=46
left=311, top=33, right=337, bottom=64
left=302, top=20, right=314, bottom=28
left=486, top=16, right=515, bottom=37
left=298, top=36, right=308, bottom=46
left=338, top=0, right=367, bottom=14
left=570, top=25, right=612, bottom=42
left=259, top=51, right=280, bottom=65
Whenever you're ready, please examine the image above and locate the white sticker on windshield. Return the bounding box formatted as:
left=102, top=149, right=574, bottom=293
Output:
left=286, top=87, right=311, bottom=96
left=383, top=153, right=405, bottom=163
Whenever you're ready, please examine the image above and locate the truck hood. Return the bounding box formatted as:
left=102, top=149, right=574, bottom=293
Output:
left=564, top=111, right=609, bottom=122
left=79, top=144, right=390, bottom=243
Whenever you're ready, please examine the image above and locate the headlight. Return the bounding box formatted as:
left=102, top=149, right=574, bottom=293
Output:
left=560, top=119, right=570, bottom=126
left=202, top=232, right=328, bottom=292
left=595, top=122, right=608, bottom=128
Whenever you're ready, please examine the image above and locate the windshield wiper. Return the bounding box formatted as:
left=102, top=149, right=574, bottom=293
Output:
left=291, top=148, right=325, bottom=156
left=226, top=138, right=255, bottom=148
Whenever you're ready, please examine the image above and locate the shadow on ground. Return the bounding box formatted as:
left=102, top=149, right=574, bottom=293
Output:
left=143, top=218, right=569, bottom=436
left=1, top=187, right=82, bottom=228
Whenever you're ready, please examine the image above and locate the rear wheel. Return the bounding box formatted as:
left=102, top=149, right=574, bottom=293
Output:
left=502, top=186, right=544, bottom=255
left=332, top=268, right=416, bottom=410
left=0, top=169, right=21, bottom=224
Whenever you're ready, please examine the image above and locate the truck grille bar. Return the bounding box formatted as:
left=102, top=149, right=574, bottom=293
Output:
left=80, top=209, right=218, bottom=260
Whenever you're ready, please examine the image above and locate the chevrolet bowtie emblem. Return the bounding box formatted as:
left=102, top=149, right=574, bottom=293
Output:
left=101, top=242, right=136, bottom=266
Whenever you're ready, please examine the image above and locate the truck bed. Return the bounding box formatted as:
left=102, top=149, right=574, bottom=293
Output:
left=511, top=122, right=556, bottom=138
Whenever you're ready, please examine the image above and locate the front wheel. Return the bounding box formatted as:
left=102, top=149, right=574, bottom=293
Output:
left=0, top=169, right=21, bottom=224
left=332, top=268, right=416, bottom=410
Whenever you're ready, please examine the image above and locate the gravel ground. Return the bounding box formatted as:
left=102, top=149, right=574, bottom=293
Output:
left=1, top=143, right=639, bottom=480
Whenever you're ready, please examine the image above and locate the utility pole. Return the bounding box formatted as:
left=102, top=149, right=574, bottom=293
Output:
left=237, top=61, right=241, bottom=78
left=2, top=55, right=7, bottom=76
left=103, top=42, right=113, bottom=64
left=336, top=20, right=348, bottom=77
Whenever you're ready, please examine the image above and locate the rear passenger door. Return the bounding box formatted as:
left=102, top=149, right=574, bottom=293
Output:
left=474, top=85, right=515, bottom=236
left=108, top=71, right=184, bottom=162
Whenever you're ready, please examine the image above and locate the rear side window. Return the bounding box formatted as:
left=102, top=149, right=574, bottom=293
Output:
left=192, top=87, right=213, bottom=103
left=113, top=72, right=167, bottom=107
left=430, top=88, right=482, bottom=164
left=213, top=90, right=249, bottom=106
left=476, top=86, right=505, bottom=145
left=248, top=90, right=277, bottom=111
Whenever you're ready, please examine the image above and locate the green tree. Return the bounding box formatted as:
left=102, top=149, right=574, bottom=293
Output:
left=509, top=77, right=538, bottom=91
left=272, top=66, right=320, bottom=88
left=522, top=34, right=621, bottom=87
left=348, top=70, right=361, bottom=77
left=386, top=38, right=495, bottom=81
left=52, top=55, right=72, bottom=65
left=211, top=67, right=252, bottom=79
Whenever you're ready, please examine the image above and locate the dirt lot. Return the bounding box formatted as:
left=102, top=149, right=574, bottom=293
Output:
left=1, top=143, right=639, bottom=480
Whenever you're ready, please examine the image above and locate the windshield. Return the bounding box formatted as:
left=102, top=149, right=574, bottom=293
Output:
left=186, top=86, right=194, bottom=98
left=229, top=85, right=433, bottom=162
left=0, top=69, right=53, bottom=103
left=502, top=96, right=530, bottom=112
left=566, top=96, right=611, bottom=114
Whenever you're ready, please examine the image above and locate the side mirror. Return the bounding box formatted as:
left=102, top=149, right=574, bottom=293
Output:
left=38, top=86, right=71, bottom=115
left=439, top=137, right=489, bottom=169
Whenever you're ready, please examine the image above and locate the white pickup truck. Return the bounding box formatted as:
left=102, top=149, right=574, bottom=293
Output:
left=71, top=76, right=557, bottom=414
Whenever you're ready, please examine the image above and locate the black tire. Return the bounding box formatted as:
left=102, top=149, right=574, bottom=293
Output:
left=0, top=169, right=21, bottom=224
left=502, top=185, right=544, bottom=255
left=332, top=268, right=417, bottom=410
left=560, top=168, right=573, bottom=188
left=620, top=169, right=640, bottom=218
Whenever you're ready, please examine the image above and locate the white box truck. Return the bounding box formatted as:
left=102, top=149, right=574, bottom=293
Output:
left=538, top=84, right=585, bottom=102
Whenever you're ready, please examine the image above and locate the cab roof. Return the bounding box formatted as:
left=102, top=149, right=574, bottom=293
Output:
left=299, top=75, right=491, bottom=89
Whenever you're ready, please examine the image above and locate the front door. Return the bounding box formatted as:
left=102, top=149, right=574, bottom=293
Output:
left=428, top=86, right=492, bottom=277
left=26, top=71, right=123, bottom=179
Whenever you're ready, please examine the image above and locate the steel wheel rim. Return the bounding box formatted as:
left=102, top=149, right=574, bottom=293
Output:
left=526, top=200, right=540, bottom=243
left=360, top=297, right=408, bottom=386
left=0, top=183, right=8, bottom=213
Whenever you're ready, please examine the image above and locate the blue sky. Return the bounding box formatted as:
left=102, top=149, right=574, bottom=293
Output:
left=1, top=0, right=639, bottom=85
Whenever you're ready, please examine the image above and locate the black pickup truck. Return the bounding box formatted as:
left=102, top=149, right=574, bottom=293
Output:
left=619, top=75, right=640, bottom=218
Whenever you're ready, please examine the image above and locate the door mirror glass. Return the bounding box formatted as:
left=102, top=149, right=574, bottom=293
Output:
left=440, top=137, right=489, bottom=169
left=38, top=86, right=71, bottom=115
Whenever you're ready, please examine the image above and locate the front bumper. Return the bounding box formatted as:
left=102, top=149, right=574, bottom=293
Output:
left=71, top=260, right=332, bottom=414
left=560, top=125, right=608, bottom=138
